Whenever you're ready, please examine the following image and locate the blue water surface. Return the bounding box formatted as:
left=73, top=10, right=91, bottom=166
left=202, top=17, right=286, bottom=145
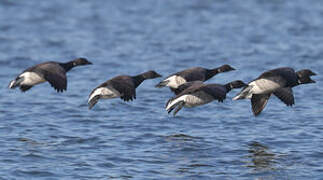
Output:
left=1, top=0, right=323, bottom=179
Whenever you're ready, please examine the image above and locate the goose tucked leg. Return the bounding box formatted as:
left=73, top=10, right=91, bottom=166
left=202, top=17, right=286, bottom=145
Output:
left=88, top=95, right=100, bottom=109
left=8, top=77, right=24, bottom=89
left=166, top=96, right=185, bottom=114
left=167, top=100, right=185, bottom=114
left=233, top=85, right=253, bottom=100
left=173, top=101, right=185, bottom=116
left=88, top=93, right=118, bottom=109
left=155, top=80, right=169, bottom=88
left=20, top=85, right=33, bottom=92
left=88, top=87, right=120, bottom=109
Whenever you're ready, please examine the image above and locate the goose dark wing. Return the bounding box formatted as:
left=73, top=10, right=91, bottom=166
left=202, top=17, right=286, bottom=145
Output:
left=35, top=63, right=67, bottom=92
left=175, top=83, right=204, bottom=96
left=257, top=72, right=287, bottom=87
left=199, top=84, right=227, bottom=102
left=176, top=67, right=207, bottom=82
left=273, top=87, right=294, bottom=106
left=174, top=81, right=204, bottom=95
left=109, top=76, right=136, bottom=102
left=251, top=94, right=271, bottom=116
left=257, top=67, right=297, bottom=87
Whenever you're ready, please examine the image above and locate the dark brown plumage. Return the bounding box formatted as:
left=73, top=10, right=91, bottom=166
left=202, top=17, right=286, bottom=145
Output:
left=233, top=67, right=316, bottom=116
left=156, top=64, right=235, bottom=94
left=166, top=80, right=247, bottom=116
left=9, top=58, right=92, bottom=92
left=88, top=70, right=162, bottom=109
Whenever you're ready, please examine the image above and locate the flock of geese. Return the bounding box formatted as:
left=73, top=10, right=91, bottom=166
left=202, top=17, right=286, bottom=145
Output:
left=8, top=58, right=316, bottom=116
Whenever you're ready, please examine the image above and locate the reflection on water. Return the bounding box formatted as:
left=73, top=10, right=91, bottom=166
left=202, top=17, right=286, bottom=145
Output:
left=165, top=133, right=203, bottom=142
left=244, top=141, right=292, bottom=180
left=246, top=141, right=278, bottom=170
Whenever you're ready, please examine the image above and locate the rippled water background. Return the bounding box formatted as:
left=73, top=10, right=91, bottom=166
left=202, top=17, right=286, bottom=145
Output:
left=1, top=0, right=323, bottom=179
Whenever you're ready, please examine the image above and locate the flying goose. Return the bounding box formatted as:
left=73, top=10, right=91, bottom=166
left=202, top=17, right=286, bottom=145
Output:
left=88, top=70, right=162, bottom=109
left=156, top=64, right=235, bottom=94
left=166, top=80, right=247, bottom=116
left=9, top=58, right=92, bottom=92
left=233, top=67, right=316, bottom=116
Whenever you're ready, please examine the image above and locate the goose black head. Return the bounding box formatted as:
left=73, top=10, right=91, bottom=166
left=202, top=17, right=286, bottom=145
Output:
left=229, top=80, right=248, bottom=89
left=218, top=64, right=236, bottom=72
left=296, top=69, right=316, bottom=84
left=142, top=70, right=162, bottom=79
left=72, top=58, right=92, bottom=66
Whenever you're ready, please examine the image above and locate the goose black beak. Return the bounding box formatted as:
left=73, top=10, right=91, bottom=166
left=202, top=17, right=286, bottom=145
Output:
left=311, top=72, right=317, bottom=76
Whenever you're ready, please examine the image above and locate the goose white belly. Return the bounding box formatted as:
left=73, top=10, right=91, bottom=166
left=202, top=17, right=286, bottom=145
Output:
left=164, top=75, right=186, bottom=88
left=20, top=72, right=46, bottom=85
left=166, top=92, right=213, bottom=111
left=184, top=94, right=213, bottom=107
left=249, top=79, right=281, bottom=94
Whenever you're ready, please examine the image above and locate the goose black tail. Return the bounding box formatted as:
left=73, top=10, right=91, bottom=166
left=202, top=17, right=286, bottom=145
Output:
left=155, top=80, right=169, bottom=88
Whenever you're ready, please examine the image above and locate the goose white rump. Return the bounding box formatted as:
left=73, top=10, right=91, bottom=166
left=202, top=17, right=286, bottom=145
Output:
left=160, top=75, right=186, bottom=88
left=88, top=87, right=120, bottom=103
left=9, top=72, right=45, bottom=88
left=166, top=92, right=213, bottom=111
left=233, top=79, right=280, bottom=100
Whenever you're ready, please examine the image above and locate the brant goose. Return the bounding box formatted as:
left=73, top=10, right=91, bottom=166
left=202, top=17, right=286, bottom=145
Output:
left=9, top=58, right=92, bottom=92
left=155, top=65, right=235, bottom=94
left=166, top=80, right=247, bottom=116
left=233, top=67, right=316, bottom=116
left=88, top=70, right=162, bottom=109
